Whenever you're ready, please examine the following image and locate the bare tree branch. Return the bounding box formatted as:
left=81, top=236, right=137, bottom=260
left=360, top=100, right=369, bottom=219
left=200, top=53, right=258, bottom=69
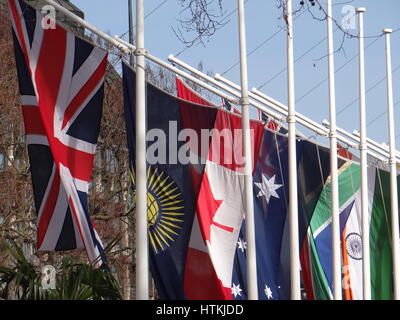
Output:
left=173, top=0, right=227, bottom=47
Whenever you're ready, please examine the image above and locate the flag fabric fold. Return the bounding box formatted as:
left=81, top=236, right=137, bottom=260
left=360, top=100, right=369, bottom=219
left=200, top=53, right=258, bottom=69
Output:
left=231, top=128, right=290, bottom=300
left=123, top=64, right=219, bottom=299
left=296, top=140, right=332, bottom=299
left=194, top=104, right=265, bottom=299
left=175, top=78, right=334, bottom=300
left=221, top=97, right=241, bottom=115
left=304, top=160, right=395, bottom=300
left=7, top=0, right=399, bottom=303
left=176, top=78, right=294, bottom=300
left=175, top=77, right=229, bottom=299
left=9, top=0, right=107, bottom=265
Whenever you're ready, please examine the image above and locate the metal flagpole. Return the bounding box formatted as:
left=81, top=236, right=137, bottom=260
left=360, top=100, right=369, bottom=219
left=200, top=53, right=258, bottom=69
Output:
left=356, top=7, right=371, bottom=300
left=119, top=0, right=135, bottom=301
left=42, top=0, right=400, bottom=166
left=383, top=28, right=400, bottom=300
left=322, top=121, right=394, bottom=163
left=128, top=0, right=135, bottom=66
left=166, top=56, right=286, bottom=122
left=237, top=0, right=258, bottom=300
left=135, top=0, right=149, bottom=300
left=42, top=0, right=398, bottom=164
left=42, top=0, right=130, bottom=53
left=352, top=131, right=400, bottom=160
left=326, top=0, right=341, bottom=301
left=211, top=72, right=399, bottom=162
left=41, top=0, right=400, bottom=301
left=286, top=0, right=301, bottom=300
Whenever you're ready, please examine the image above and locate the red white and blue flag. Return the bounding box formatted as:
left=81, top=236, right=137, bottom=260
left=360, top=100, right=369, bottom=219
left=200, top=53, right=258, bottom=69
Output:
left=231, top=128, right=290, bottom=300
left=175, top=77, right=224, bottom=299
left=221, top=97, right=241, bottom=115
left=261, top=111, right=281, bottom=132
left=9, top=0, right=107, bottom=265
left=176, top=78, right=266, bottom=299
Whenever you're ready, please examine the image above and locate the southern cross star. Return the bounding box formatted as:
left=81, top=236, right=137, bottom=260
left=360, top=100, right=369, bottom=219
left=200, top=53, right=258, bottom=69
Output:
left=264, top=284, right=273, bottom=300
left=254, top=174, right=282, bottom=203
left=237, top=238, right=247, bottom=253
left=231, top=283, right=243, bottom=298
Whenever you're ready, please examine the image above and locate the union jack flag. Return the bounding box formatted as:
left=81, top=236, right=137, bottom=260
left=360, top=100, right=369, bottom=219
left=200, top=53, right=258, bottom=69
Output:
left=221, top=98, right=241, bottom=115
left=262, top=111, right=281, bottom=132
left=9, top=0, right=107, bottom=266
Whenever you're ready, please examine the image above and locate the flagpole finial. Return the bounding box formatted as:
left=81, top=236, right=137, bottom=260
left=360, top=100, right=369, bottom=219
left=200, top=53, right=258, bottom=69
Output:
left=356, top=7, right=366, bottom=13
left=383, top=29, right=393, bottom=34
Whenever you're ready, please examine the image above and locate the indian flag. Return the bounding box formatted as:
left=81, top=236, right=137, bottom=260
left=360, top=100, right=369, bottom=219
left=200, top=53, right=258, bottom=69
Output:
left=304, top=161, right=395, bottom=300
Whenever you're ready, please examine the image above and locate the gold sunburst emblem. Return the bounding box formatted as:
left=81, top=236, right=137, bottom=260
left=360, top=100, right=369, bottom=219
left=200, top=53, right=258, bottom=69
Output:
left=131, top=167, right=185, bottom=254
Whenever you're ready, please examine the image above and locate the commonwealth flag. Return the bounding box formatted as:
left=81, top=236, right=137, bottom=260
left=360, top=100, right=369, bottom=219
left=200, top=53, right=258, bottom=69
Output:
left=123, top=63, right=217, bottom=299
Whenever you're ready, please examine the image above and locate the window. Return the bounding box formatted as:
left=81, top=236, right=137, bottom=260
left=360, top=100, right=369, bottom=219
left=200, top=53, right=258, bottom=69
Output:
left=106, top=149, right=119, bottom=173
left=94, top=147, right=102, bottom=169
left=0, top=153, right=5, bottom=171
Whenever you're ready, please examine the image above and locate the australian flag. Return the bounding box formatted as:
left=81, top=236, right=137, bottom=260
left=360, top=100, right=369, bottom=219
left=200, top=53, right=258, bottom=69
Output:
left=122, top=62, right=217, bottom=299
left=9, top=0, right=107, bottom=265
left=231, top=129, right=290, bottom=299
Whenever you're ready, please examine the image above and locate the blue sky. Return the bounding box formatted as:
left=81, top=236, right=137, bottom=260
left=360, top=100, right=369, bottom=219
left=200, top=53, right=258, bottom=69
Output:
left=70, top=0, right=400, bottom=150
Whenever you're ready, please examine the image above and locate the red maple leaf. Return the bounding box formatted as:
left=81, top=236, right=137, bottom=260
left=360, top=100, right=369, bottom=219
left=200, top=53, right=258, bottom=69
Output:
left=196, top=172, right=234, bottom=243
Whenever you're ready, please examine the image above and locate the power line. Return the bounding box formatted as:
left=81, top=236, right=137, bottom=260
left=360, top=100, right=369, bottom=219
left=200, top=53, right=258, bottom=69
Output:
left=332, top=0, right=356, bottom=5
left=295, top=26, right=400, bottom=107
left=366, top=100, right=400, bottom=128
left=145, top=0, right=168, bottom=19
left=256, top=12, right=362, bottom=90
left=221, top=9, right=307, bottom=77
left=257, top=27, right=329, bottom=90
left=337, top=64, right=400, bottom=116
left=118, top=0, right=169, bottom=40
left=295, top=35, right=382, bottom=104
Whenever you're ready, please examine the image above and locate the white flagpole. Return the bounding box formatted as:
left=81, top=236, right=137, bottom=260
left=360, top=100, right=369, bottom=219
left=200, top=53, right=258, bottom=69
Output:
left=237, top=0, right=258, bottom=300
left=286, top=0, right=301, bottom=300
left=326, top=0, right=342, bottom=301
left=356, top=7, right=371, bottom=300
left=41, top=0, right=130, bottom=53
left=128, top=0, right=135, bottom=66
left=383, top=28, right=400, bottom=300
left=135, top=0, right=149, bottom=300
left=42, top=0, right=400, bottom=165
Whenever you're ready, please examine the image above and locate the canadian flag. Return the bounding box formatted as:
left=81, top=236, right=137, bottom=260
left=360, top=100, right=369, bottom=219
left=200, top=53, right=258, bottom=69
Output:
left=176, top=78, right=264, bottom=299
